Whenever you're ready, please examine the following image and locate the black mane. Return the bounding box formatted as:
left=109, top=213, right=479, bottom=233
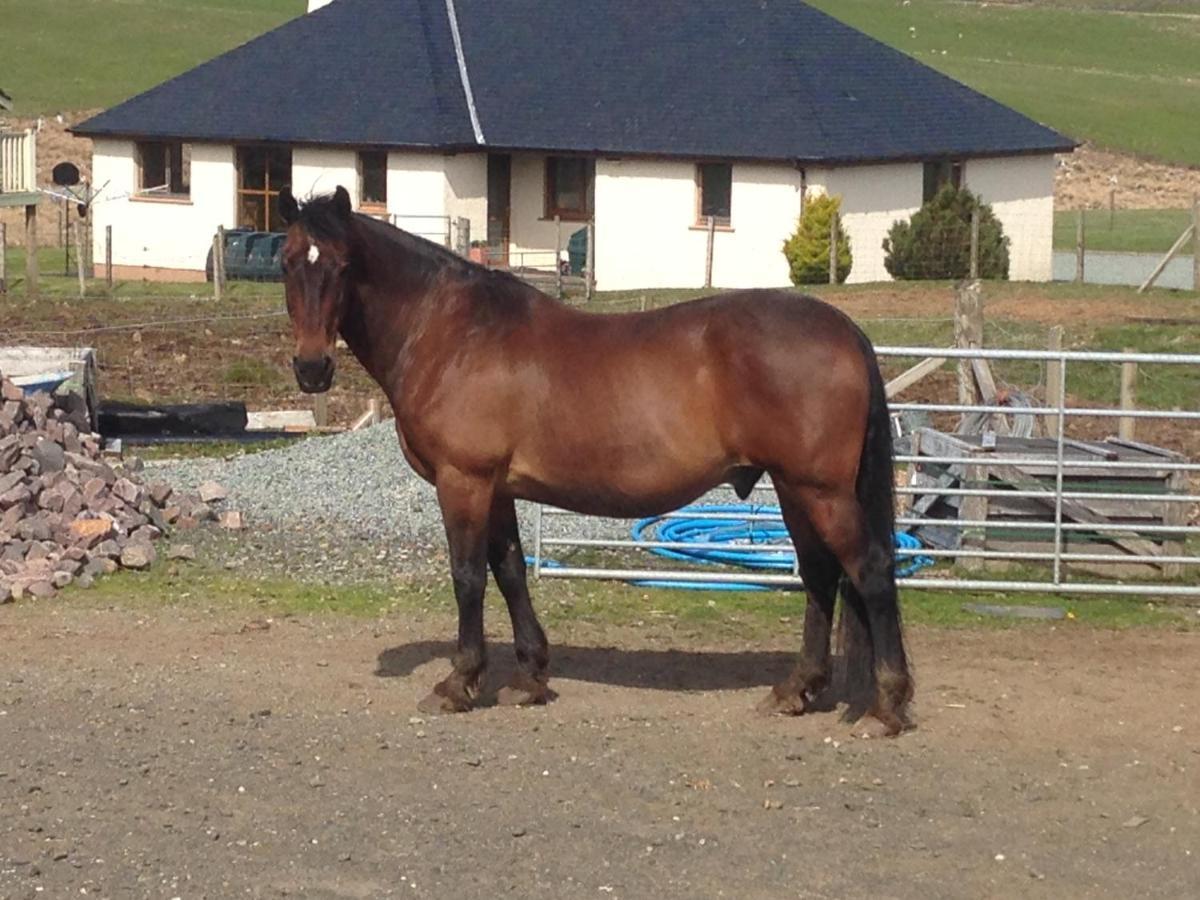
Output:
left=296, top=190, right=541, bottom=321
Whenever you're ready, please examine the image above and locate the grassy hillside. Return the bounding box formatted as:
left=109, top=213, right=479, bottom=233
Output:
left=0, top=0, right=303, bottom=115
left=805, top=0, right=1200, bottom=166
left=2, top=0, right=1197, bottom=168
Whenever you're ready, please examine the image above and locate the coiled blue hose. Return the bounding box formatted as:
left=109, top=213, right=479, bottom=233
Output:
left=530, top=503, right=934, bottom=592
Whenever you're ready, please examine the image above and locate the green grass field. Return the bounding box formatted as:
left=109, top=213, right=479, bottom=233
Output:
left=70, top=558, right=1199, bottom=632
left=806, top=0, right=1200, bottom=166
left=0, top=0, right=303, bottom=115
left=1, top=0, right=1197, bottom=168
left=1053, top=208, right=1195, bottom=253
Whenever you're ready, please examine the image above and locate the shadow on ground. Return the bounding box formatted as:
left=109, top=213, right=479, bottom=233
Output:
left=375, top=639, right=805, bottom=692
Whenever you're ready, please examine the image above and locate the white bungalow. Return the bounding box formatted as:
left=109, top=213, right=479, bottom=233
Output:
left=75, top=0, right=1073, bottom=289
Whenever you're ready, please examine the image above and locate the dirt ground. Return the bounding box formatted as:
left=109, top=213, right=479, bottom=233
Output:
left=1, top=601, right=1197, bottom=899
left=1057, top=146, right=1200, bottom=211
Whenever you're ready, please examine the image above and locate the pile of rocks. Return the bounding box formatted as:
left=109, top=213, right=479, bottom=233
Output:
left=0, top=372, right=232, bottom=603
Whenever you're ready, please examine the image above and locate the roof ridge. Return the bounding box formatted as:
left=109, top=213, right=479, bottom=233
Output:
left=444, top=0, right=485, bottom=145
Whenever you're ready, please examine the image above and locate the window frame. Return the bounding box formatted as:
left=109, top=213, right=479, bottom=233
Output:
left=235, top=145, right=292, bottom=232
left=695, top=162, right=733, bottom=228
left=358, top=150, right=388, bottom=211
left=923, top=159, right=964, bottom=203
left=543, top=156, right=594, bottom=221
left=135, top=140, right=191, bottom=199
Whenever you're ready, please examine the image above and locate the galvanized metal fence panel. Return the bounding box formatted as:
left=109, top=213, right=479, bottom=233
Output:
left=532, top=346, right=1200, bottom=597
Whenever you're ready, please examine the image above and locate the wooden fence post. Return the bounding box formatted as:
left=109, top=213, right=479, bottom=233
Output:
left=585, top=219, right=595, bottom=301
left=554, top=214, right=563, bottom=300
left=73, top=222, right=86, bottom=298
left=24, top=203, right=38, bottom=296
left=455, top=217, right=469, bottom=257
left=969, top=207, right=980, bottom=279
left=705, top=215, right=715, bottom=289
left=1045, top=326, right=1064, bottom=437
left=213, top=226, right=226, bottom=301
left=1075, top=210, right=1085, bottom=283
left=83, top=212, right=93, bottom=278
left=1119, top=349, right=1137, bottom=441
left=0, top=222, right=6, bottom=294
left=105, top=225, right=113, bottom=291
left=1193, top=194, right=1199, bottom=292
left=828, top=213, right=838, bottom=286
left=954, top=280, right=984, bottom=406
left=312, top=393, right=328, bottom=429
left=1108, top=189, right=1115, bottom=231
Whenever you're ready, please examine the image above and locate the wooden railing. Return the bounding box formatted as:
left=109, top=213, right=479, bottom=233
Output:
left=0, top=129, right=36, bottom=194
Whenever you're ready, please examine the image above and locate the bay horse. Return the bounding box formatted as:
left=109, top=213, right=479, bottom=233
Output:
left=278, top=186, right=913, bottom=735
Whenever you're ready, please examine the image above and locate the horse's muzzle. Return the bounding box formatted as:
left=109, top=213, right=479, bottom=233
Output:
left=293, top=355, right=335, bottom=394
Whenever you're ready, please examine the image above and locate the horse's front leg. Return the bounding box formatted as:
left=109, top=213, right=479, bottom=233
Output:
left=488, top=497, right=552, bottom=706
left=418, top=468, right=493, bottom=714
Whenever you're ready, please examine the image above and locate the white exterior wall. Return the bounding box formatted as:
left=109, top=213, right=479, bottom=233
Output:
left=292, top=147, right=358, bottom=205
left=91, top=138, right=236, bottom=272
left=808, top=163, right=924, bottom=284
left=965, top=154, right=1056, bottom=282
left=593, top=158, right=804, bottom=291
left=443, top=153, right=487, bottom=247
left=508, top=154, right=577, bottom=270
left=387, top=152, right=451, bottom=244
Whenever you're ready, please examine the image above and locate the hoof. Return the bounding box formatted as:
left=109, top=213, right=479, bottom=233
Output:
left=756, top=686, right=809, bottom=717
left=852, top=708, right=913, bottom=739
left=496, top=675, right=553, bottom=707
left=417, top=682, right=473, bottom=715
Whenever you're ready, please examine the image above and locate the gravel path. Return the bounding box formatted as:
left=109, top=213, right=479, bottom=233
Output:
left=152, top=423, right=672, bottom=551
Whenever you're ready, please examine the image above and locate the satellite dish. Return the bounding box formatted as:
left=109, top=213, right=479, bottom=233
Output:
left=52, top=161, right=81, bottom=187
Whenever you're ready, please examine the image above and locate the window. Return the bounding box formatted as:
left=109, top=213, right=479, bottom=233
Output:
left=923, top=160, right=963, bottom=203
left=544, top=156, right=594, bottom=220
left=236, top=146, right=292, bottom=231
left=359, top=151, right=387, bottom=209
left=136, top=141, right=190, bottom=197
left=696, top=163, right=732, bottom=227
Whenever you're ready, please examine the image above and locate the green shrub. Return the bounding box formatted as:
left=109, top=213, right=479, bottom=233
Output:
left=883, top=185, right=1009, bottom=280
left=781, top=193, right=852, bottom=285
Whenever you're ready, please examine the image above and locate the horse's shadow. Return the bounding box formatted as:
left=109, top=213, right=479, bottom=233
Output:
left=376, top=640, right=843, bottom=706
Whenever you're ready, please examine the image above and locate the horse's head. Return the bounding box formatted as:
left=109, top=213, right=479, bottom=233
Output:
left=279, top=185, right=355, bottom=393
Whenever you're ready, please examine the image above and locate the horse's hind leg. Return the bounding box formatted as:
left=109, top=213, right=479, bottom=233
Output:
left=488, top=497, right=551, bottom=706
left=758, top=495, right=841, bottom=716
left=419, top=468, right=493, bottom=714
left=788, top=485, right=913, bottom=735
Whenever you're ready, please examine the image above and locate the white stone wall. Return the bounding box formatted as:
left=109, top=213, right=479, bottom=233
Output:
left=386, top=152, right=451, bottom=244
left=593, top=158, right=804, bottom=291
left=443, top=153, right=487, bottom=248
left=507, top=154, right=584, bottom=271
left=91, top=138, right=237, bottom=272
left=808, top=163, right=924, bottom=284
left=965, top=154, right=1056, bottom=282
left=291, top=147, right=358, bottom=205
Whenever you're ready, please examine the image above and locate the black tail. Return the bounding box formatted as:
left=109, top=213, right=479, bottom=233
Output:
left=854, top=333, right=897, bottom=563
left=840, top=330, right=900, bottom=716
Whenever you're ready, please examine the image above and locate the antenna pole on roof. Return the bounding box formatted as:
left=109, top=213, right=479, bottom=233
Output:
left=444, top=0, right=485, bottom=145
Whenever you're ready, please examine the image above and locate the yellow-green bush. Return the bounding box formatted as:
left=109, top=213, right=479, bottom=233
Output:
left=781, top=194, right=852, bottom=285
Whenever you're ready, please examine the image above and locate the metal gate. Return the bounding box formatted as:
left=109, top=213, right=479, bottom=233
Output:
left=531, top=346, right=1200, bottom=597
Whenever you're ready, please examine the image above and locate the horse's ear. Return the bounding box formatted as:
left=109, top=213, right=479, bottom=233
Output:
left=279, top=186, right=299, bottom=226
left=333, top=185, right=352, bottom=219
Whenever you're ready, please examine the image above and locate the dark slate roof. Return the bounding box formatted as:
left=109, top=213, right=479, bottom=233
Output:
left=75, top=0, right=1074, bottom=163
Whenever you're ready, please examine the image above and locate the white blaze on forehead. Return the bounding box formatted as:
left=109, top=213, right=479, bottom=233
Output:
left=307, top=243, right=320, bottom=264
